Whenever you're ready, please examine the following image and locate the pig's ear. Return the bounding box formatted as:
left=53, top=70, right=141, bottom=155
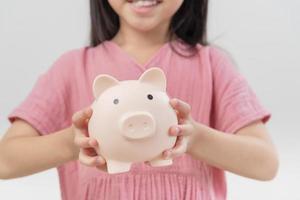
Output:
left=93, top=75, right=119, bottom=98
left=139, top=67, right=167, bottom=91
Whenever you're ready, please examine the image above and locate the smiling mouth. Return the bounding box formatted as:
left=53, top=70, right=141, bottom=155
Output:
left=127, top=0, right=162, bottom=8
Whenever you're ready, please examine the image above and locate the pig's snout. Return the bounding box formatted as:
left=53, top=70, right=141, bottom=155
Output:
left=120, top=112, right=156, bottom=140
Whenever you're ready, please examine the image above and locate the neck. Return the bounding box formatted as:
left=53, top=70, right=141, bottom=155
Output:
left=112, top=19, right=171, bottom=49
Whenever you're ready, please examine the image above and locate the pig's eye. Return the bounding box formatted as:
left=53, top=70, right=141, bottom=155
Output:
left=113, top=98, right=119, bottom=105
left=147, top=94, right=153, bottom=100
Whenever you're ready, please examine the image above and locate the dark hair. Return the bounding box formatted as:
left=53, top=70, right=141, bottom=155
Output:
left=90, top=0, right=209, bottom=54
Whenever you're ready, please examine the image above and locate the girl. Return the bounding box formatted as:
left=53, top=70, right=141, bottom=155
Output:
left=0, top=0, right=279, bottom=199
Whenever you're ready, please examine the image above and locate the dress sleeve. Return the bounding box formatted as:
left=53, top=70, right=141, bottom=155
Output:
left=209, top=47, right=271, bottom=134
left=7, top=50, right=76, bottom=135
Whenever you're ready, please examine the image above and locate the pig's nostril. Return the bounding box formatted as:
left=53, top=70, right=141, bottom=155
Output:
left=143, top=122, right=150, bottom=131
left=128, top=124, right=135, bottom=132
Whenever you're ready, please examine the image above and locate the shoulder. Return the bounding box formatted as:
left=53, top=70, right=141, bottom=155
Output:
left=47, top=44, right=105, bottom=77
left=196, top=44, right=238, bottom=73
left=53, top=42, right=110, bottom=71
left=40, top=46, right=91, bottom=90
left=51, top=46, right=91, bottom=71
left=196, top=44, right=233, bottom=63
left=48, top=47, right=85, bottom=74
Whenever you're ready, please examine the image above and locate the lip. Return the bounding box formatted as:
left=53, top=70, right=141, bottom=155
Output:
left=127, top=0, right=162, bottom=15
left=127, top=0, right=163, bottom=3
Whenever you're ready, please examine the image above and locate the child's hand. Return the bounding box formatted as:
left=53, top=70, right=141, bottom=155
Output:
left=72, top=107, right=107, bottom=171
left=163, top=98, right=198, bottom=159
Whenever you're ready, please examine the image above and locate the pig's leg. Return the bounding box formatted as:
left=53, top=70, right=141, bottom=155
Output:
left=149, top=157, right=173, bottom=167
left=106, top=160, right=131, bottom=174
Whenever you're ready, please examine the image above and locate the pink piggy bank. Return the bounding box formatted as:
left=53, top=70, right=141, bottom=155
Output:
left=88, top=67, right=178, bottom=174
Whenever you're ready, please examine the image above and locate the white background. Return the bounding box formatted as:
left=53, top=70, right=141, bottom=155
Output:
left=0, top=0, right=299, bottom=199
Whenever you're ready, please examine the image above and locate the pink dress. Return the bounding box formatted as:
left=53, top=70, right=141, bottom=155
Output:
left=8, top=40, right=270, bottom=200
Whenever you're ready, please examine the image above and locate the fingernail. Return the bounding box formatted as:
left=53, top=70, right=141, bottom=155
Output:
left=172, top=127, right=180, bottom=135
left=171, top=99, right=175, bottom=105
left=96, top=157, right=104, bottom=165
left=91, top=140, right=97, bottom=147
left=172, top=99, right=177, bottom=106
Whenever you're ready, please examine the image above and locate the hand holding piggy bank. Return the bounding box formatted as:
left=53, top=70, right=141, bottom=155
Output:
left=88, top=67, right=178, bottom=174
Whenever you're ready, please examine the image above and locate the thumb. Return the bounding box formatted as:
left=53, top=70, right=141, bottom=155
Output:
left=72, top=107, right=93, bottom=136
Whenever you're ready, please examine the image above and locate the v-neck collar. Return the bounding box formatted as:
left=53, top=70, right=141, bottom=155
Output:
left=104, top=40, right=170, bottom=71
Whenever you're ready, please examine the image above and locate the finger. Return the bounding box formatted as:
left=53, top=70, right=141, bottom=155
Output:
left=74, top=135, right=90, bottom=148
left=73, top=108, right=94, bottom=136
left=73, top=123, right=89, bottom=137
left=79, top=150, right=106, bottom=167
left=174, top=110, right=184, bottom=125
left=173, top=136, right=184, bottom=149
left=74, top=123, right=98, bottom=147
left=84, top=143, right=99, bottom=157
left=169, top=124, right=193, bottom=136
left=72, top=107, right=93, bottom=129
left=163, top=136, right=188, bottom=159
left=174, top=110, right=180, bottom=119
left=74, top=135, right=99, bottom=149
left=88, top=138, right=99, bottom=148
left=96, top=164, right=108, bottom=171
left=170, top=98, right=191, bottom=119
left=165, top=135, right=183, bottom=153
left=83, top=147, right=98, bottom=157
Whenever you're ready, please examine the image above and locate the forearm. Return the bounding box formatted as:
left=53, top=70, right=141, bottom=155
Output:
left=187, top=123, right=278, bottom=181
left=0, top=127, right=79, bottom=179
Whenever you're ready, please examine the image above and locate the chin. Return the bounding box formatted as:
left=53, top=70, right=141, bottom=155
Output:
left=131, top=23, right=159, bottom=32
left=126, top=17, right=168, bottom=32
